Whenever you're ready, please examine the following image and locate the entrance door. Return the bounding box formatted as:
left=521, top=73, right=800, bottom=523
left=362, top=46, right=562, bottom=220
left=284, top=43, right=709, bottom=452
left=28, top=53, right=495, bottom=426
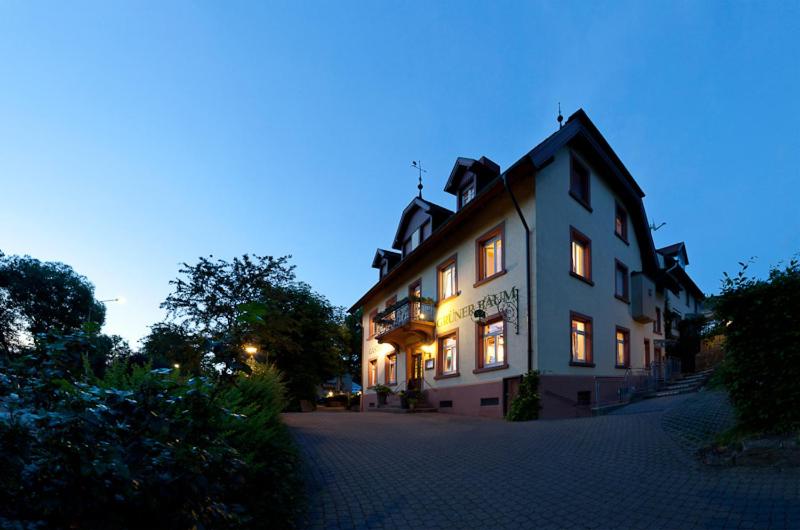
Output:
left=409, top=352, right=423, bottom=390
left=503, top=376, right=523, bottom=416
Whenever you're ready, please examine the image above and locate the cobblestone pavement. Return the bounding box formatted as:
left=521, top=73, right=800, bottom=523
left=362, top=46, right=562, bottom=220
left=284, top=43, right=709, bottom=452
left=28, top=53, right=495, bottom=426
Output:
left=285, top=395, right=800, bottom=530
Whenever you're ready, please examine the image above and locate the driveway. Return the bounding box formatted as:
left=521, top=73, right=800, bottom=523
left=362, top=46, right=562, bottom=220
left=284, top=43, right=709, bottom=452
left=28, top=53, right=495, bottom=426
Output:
left=285, top=392, right=800, bottom=529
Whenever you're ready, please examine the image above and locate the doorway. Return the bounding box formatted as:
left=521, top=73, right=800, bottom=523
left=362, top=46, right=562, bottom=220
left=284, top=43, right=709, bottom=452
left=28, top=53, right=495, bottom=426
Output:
left=409, top=352, right=423, bottom=390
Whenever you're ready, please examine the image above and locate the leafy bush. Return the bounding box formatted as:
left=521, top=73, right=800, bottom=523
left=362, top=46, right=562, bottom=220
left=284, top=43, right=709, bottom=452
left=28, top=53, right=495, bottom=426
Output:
left=715, top=258, right=800, bottom=434
left=506, top=370, right=541, bottom=421
left=0, top=331, right=303, bottom=529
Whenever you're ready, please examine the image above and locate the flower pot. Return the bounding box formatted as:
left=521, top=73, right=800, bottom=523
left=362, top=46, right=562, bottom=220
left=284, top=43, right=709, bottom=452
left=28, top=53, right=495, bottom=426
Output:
left=377, top=393, right=388, bottom=406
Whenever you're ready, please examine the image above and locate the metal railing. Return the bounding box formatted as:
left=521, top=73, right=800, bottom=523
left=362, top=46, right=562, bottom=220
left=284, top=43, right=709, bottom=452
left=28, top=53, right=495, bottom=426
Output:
left=593, top=359, right=683, bottom=409
left=374, top=298, right=435, bottom=338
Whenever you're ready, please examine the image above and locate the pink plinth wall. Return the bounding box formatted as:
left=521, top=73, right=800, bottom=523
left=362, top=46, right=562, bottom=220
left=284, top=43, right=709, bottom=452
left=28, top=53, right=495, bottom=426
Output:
left=425, top=380, right=505, bottom=418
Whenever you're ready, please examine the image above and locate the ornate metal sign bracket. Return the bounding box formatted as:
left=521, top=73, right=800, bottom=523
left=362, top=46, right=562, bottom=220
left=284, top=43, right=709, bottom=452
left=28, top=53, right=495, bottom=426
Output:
left=470, top=286, right=520, bottom=334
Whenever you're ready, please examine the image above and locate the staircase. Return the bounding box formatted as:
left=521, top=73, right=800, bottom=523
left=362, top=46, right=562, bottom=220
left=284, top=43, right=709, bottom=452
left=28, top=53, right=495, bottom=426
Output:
left=652, top=368, right=715, bottom=398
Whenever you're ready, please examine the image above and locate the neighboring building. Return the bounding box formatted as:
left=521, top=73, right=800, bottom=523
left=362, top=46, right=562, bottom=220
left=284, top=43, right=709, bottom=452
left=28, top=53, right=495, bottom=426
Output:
left=350, top=109, right=704, bottom=419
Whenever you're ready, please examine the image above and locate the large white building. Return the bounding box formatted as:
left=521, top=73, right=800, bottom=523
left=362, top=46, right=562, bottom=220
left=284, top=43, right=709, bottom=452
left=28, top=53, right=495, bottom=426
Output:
left=350, top=110, right=704, bottom=419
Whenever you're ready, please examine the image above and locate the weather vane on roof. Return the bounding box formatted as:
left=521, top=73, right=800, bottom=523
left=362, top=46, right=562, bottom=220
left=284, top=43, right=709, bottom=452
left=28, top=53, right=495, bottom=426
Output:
left=411, top=160, right=426, bottom=198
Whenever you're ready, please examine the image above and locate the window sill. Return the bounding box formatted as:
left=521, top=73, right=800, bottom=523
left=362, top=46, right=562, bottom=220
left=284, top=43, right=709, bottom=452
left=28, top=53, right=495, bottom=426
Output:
left=614, top=294, right=630, bottom=304
left=570, top=271, right=594, bottom=286
left=436, top=292, right=461, bottom=306
left=569, top=361, right=595, bottom=368
left=386, top=382, right=398, bottom=387
left=474, top=270, right=507, bottom=288
left=473, top=363, right=509, bottom=374
left=615, top=364, right=630, bottom=370
left=434, top=372, right=460, bottom=380
left=614, top=232, right=630, bottom=245
left=569, top=191, right=593, bottom=212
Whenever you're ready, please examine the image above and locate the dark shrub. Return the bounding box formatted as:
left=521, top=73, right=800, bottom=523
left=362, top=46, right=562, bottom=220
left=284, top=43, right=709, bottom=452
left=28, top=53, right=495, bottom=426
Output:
left=506, top=370, right=541, bottom=421
left=0, top=332, right=303, bottom=529
left=715, top=258, right=800, bottom=434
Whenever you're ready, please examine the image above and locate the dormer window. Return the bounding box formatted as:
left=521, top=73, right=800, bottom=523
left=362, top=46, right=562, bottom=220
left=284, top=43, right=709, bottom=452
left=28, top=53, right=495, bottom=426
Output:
left=459, top=184, right=475, bottom=209
left=402, top=220, right=431, bottom=257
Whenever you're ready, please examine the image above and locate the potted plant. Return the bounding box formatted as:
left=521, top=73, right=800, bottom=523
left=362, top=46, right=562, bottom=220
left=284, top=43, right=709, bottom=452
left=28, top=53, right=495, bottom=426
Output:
left=405, top=388, right=422, bottom=411
left=373, top=384, right=392, bottom=406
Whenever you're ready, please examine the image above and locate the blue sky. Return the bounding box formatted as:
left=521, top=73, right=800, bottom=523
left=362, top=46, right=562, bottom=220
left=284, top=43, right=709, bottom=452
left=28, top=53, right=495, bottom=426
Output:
left=0, top=2, right=797, bottom=345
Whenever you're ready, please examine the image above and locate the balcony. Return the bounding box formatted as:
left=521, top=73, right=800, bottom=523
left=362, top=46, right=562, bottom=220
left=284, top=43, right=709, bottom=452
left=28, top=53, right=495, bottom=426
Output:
left=374, top=297, right=435, bottom=347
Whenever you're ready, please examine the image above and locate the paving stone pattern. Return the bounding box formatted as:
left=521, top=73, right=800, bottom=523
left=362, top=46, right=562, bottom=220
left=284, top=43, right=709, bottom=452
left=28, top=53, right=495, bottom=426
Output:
left=661, top=390, right=737, bottom=451
left=285, top=395, right=800, bottom=530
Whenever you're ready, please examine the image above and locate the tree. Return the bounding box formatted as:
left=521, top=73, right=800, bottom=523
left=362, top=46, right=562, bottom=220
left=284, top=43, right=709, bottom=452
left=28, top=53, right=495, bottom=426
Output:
left=339, top=309, right=363, bottom=384
left=251, top=282, right=342, bottom=403
left=161, top=254, right=295, bottom=340
left=160, top=254, right=343, bottom=404
left=0, top=254, right=104, bottom=354
left=140, top=323, right=205, bottom=374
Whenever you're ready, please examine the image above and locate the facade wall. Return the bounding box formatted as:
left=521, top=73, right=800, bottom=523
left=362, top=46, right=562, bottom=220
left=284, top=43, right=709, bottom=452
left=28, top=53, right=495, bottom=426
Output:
left=361, top=177, right=535, bottom=415
left=534, top=148, right=664, bottom=405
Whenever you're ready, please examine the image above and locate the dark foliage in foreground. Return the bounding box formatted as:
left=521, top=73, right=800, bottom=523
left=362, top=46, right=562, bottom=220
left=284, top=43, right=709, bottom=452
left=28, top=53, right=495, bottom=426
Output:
left=715, top=258, right=800, bottom=434
left=0, top=331, right=303, bottom=529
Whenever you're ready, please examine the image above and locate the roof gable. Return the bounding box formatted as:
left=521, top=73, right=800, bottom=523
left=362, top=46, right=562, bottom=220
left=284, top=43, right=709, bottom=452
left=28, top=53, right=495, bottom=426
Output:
left=391, top=197, right=453, bottom=250
left=443, top=156, right=500, bottom=195
left=371, top=248, right=401, bottom=269
left=506, top=109, right=658, bottom=276
left=657, top=242, right=689, bottom=266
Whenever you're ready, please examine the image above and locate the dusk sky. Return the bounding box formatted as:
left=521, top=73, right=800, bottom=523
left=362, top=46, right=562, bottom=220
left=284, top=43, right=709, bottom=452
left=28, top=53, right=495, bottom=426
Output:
left=1, top=2, right=797, bottom=345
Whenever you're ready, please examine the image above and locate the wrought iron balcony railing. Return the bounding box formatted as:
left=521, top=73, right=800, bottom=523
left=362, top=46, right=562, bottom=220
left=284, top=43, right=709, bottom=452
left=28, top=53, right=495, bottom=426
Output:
left=374, top=297, right=435, bottom=338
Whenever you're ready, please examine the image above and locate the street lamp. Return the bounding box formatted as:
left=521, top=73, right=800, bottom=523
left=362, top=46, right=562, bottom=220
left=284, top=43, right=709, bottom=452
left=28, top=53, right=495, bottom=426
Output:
left=87, top=296, right=126, bottom=324
left=244, top=345, right=258, bottom=355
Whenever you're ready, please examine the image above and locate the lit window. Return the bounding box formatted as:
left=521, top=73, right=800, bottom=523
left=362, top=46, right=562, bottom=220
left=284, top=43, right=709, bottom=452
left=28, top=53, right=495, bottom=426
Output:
left=616, top=328, right=630, bottom=368
left=482, top=320, right=505, bottom=367
left=615, top=260, right=629, bottom=301
left=368, top=359, right=377, bottom=387
left=438, top=259, right=457, bottom=300
left=570, top=157, right=590, bottom=208
left=442, top=336, right=457, bottom=374
left=571, top=313, right=592, bottom=364
left=615, top=204, right=628, bottom=241
left=484, top=237, right=502, bottom=277
left=477, top=224, right=504, bottom=283
left=570, top=228, right=592, bottom=281
left=460, top=185, right=475, bottom=207
left=386, top=354, right=397, bottom=384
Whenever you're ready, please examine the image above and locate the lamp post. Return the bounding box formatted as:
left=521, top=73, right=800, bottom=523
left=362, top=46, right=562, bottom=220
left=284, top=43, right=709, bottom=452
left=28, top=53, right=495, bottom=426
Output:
left=87, top=297, right=126, bottom=324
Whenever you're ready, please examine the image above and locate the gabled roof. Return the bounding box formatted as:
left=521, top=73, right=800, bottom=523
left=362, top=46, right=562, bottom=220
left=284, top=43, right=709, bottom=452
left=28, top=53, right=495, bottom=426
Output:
left=443, top=156, right=500, bottom=195
left=506, top=108, right=659, bottom=275
left=371, top=248, right=401, bottom=269
left=391, top=197, right=454, bottom=250
left=657, top=242, right=689, bottom=266
left=350, top=109, right=664, bottom=312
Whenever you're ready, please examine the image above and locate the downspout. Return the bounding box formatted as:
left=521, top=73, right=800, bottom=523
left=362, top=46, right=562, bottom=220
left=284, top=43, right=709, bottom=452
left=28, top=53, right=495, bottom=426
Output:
left=503, top=174, right=533, bottom=372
